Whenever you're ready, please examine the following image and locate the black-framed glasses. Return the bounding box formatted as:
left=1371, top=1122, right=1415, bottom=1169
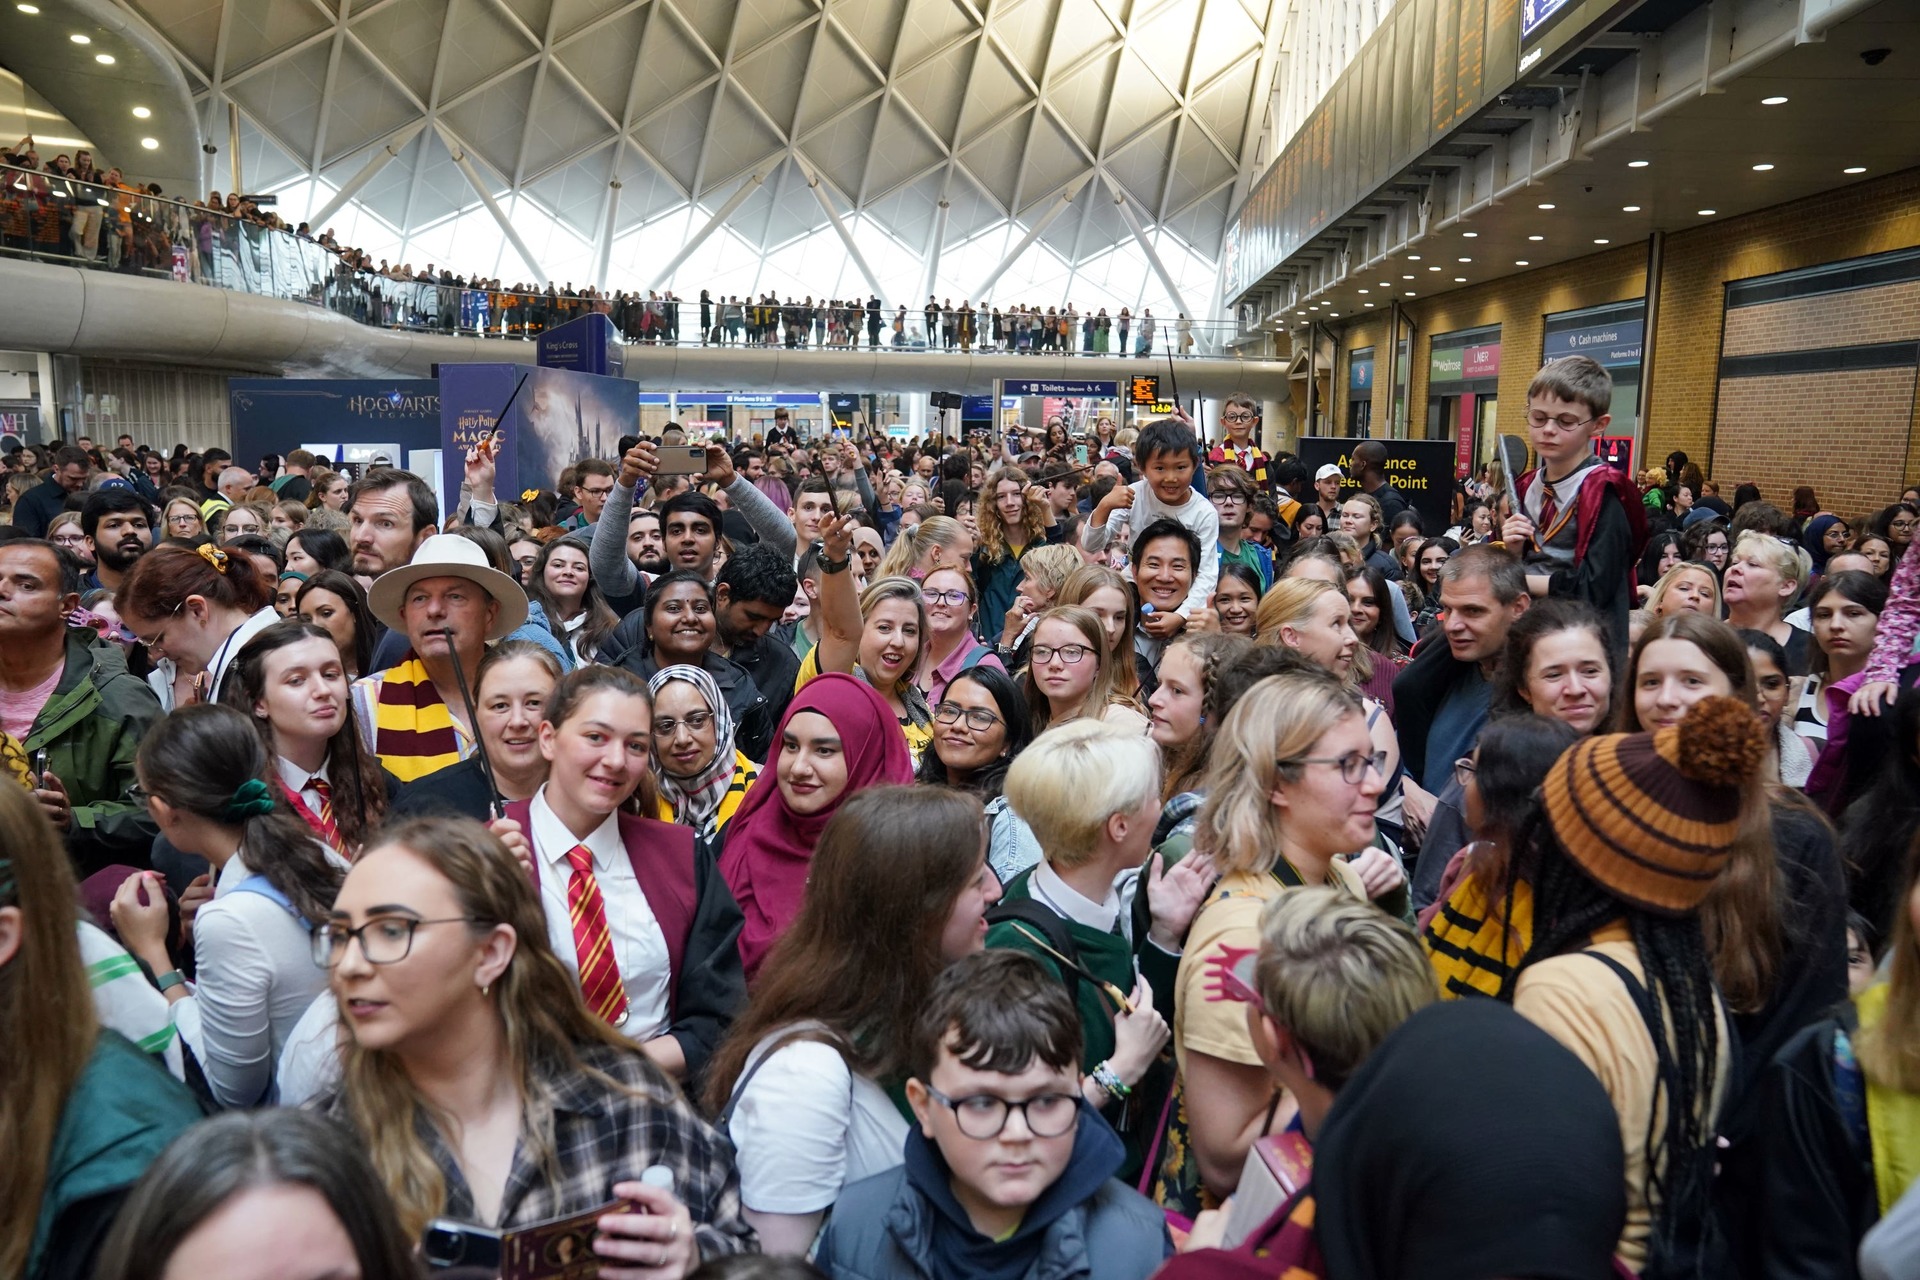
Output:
left=652, top=709, right=716, bottom=738
left=312, top=915, right=485, bottom=968
left=1280, top=749, right=1389, bottom=785
left=1032, top=643, right=1092, bottom=665
left=1453, top=756, right=1477, bottom=788
left=1221, top=412, right=1257, bottom=424
left=934, top=702, right=1002, bottom=730
left=925, top=1086, right=1080, bottom=1139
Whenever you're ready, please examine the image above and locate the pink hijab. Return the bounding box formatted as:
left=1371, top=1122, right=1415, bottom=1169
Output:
left=719, top=672, right=913, bottom=980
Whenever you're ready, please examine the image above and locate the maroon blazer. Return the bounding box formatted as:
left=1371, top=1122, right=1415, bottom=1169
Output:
left=507, top=800, right=699, bottom=1013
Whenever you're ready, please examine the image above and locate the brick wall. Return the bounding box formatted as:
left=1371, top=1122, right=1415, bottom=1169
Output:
left=1313, top=165, right=1920, bottom=497
left=1713, top=369, right=1918, bottom=520
left=1721, top=279, right=1920, bottom=357
left=1648, top=166, right=1920, bottom=490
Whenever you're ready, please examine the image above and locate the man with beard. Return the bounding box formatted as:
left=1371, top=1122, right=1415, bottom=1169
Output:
left=79, top=489, right=154, bottom=591
left=629, top=508, right=669, bottom=576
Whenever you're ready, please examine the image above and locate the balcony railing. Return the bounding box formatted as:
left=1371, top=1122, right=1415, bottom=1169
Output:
left=0, top=162, right=1239, bottom=356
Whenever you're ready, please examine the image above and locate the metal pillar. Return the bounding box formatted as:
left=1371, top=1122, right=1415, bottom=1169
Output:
left=921, top=198, right=950, bottom=301
left=795, top=158, right=884, bottom=299
left=1639, top=229, right=1664, bottom=471
left=309, top=123, right=427, bottom=228
left=227, top=102, right=242, bottom=195
left=1103, top=173, right=1195, bottom=331
left=594, top=181, right=621, bottom=291
left=436, top=124, right=547, bottom=282
left=648, top=170, right=767, bottom=289
left=974, top=185, right=1079, bottom=299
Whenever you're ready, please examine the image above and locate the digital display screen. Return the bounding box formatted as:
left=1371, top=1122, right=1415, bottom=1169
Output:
left=1129, top=375, right=1160, bottom=405
left=1521, top=0, right=1576, bottom=43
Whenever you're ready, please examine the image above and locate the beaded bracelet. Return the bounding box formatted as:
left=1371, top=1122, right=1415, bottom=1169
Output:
left=1091, top=1061, right=1131, bottom=1101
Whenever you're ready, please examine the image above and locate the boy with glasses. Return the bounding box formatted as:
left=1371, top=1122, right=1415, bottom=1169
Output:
left=1207, top=394, right=1270, bottom=488
left=1499, top=355, right=1647, bottom=649
left=815, top=949, right=1172, bottom=1280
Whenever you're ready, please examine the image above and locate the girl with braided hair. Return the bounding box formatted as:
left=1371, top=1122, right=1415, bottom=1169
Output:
left=1502, top=695, right=1763, bottom=1274
left=108, top=702, right=345, bottom=1107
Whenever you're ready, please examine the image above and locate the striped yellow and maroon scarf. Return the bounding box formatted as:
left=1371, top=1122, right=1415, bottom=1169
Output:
left=373, top=655, right=464, bottom=782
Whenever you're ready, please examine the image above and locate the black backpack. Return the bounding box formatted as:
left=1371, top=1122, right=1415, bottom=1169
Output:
left=986, top=897, right=1090, bottom=1015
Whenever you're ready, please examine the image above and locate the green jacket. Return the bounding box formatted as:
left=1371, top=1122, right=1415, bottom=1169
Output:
left=26, top=630, right=163, bottom=878
left=29, top=1031, right=202, bottom=1280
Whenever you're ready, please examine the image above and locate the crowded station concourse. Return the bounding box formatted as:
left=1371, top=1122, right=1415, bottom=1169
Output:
left=8, top=44, right=1920, bottom=1260
left=14, top=351, right=1920, bottom=1280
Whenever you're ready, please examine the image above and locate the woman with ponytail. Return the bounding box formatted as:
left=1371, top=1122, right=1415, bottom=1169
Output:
left=109, top=702, right=345, bottom=1107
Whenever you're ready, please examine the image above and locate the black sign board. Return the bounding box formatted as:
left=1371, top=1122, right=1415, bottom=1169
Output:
left=1295, top=437, right=1458, bottom=536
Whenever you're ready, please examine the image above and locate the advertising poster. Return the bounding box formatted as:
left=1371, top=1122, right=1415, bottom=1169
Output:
left=1296, top=437, right=1458, bottom=534
left=230, top=378, right=440, bottom=487
left=438, top=364, right=640, bottom=509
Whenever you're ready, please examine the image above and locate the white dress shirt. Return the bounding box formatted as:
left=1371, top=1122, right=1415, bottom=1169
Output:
left=174, top=850, right=333, bottom=1107
left=1031, top=860, right=1124, bottom=936
left=530, top=786, right=672, bottom=1041
left=274, top=755, right=331, bottom=818
left=146, top=605, right=283, bottom=712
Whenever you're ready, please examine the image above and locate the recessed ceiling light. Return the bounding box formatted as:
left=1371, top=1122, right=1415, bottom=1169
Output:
left=1408, top=254, right=1422, bottom=260
left=94, top=52, right=114, bottom=63
left=1627, top=160, right=1650, bottom=168
left=1454, top=276, right=1467, bottom=282
left=16, top=4, right=39, bottom=12
left=1328, top=312, right=1339, bottom=318
left=132, top=106, right=151, bottom=118
left=1698, top=208, right=1717, bottom=216
left=1379, top=282, right=1391, bottom=288
left=1594, top=238, right=1609, bottom=244
left=68, top=32, right=89, bottom=42
left=1403, top=274, right=1414, bottom=279
left=1429, top=266, right=1442, bottom=272
left=1463, top=232, right=1478, bottom=238
left=1761, top=95, right=1788, bottom=105
left=1528, top=234, right=1544, bottom=241
left=1457, top=257, right=1471, bottom=263
left=1623, top=205, right=1641, bottom=212
left=140, top=137, right=158, bottom=149
left=1358, top=289, right=1369, bottom=294
left=1364, top=302, right=1374, bottom=307
left=1752, top=163, right=1774, bottom=171
left=1844, top=166, right=1868, bottom=174
left=1538, top=202, right=1555, bottom=210
left=1405, top=291, right=1415, bottom=297
left=1515, top=259, right=1530, bottom=266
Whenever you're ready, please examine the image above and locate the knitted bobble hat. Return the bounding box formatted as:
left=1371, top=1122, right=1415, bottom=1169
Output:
left=1541, top=696, right=1768, bottom=915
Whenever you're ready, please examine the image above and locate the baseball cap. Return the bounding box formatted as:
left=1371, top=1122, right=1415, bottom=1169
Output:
left=1315, top=463, right=1344, bottom=482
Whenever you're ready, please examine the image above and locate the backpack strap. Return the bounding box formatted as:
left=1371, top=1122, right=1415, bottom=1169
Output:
left=987, top=896, right=1086, bottom=1011
left=959, top=642, right=993, bottom=673
left=718, top=1023, right=849, bottom=1137
left=230, top=873, right=310, bottom=931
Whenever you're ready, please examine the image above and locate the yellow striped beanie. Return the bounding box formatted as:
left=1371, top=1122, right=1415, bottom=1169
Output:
left=1541, top=696, right=1768, bottom=915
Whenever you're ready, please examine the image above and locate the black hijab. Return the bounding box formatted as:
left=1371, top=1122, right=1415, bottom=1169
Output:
left=1314, top=1000, right=1627, bottom=1280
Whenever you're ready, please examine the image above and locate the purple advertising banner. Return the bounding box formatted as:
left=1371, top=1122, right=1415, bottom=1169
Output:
left=439, top=363, right=640, bottom=514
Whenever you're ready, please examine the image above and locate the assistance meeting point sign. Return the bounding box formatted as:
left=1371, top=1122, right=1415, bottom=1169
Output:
left=1295, top=437, right=1458, bottom=535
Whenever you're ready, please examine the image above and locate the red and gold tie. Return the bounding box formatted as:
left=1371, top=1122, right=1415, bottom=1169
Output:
left=565, top=844, right=628, bottom=1025
left=309, top=778, right=343, bottom=853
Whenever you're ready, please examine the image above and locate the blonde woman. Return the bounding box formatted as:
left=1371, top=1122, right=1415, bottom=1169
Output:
left=806, top=514, right=934, bottom=759
left=875, top=513, right=972, bottom=581
left=1255, top=578, right=1409, bottom=845
left=1020, top=605, right=1148, bottom=736
left=1724, top=530, right=1810, bottom=672
left=1058, top=563, right=1140, bottom=700
left=1647, top=560, right=1722, bottom=619
left=1159, top=669, right=1404, bottom=1214
left=972, top=464, right=1058, bottom=642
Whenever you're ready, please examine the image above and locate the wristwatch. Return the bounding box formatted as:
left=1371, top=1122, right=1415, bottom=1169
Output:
left=154, top=969, right=185, bottom=993
left=814, top=542, right=852, bottom=574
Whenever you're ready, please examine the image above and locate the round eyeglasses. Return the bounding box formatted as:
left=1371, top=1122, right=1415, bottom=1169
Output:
left=925, top=1086, right=1081, bottom=1139
left=1280, top=749, right=1390, bottom=785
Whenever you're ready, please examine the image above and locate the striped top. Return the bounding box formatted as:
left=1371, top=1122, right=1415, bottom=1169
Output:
left=79, top=920, right=185, bottom=1079
left=351, top=655, right=473, bottom=783
left=1422, top=873, right=1535, bottom=1000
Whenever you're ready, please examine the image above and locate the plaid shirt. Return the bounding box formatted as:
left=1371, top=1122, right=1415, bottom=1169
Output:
left=390, top=1042, right=755, bottom=1258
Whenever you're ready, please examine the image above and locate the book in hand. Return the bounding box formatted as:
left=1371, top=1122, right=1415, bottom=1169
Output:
left=423, top=1199, right=630, bottom=1279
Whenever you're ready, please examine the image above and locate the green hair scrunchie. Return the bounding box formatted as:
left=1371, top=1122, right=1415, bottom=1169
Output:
left=221, top=777, right=276, bottom=822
